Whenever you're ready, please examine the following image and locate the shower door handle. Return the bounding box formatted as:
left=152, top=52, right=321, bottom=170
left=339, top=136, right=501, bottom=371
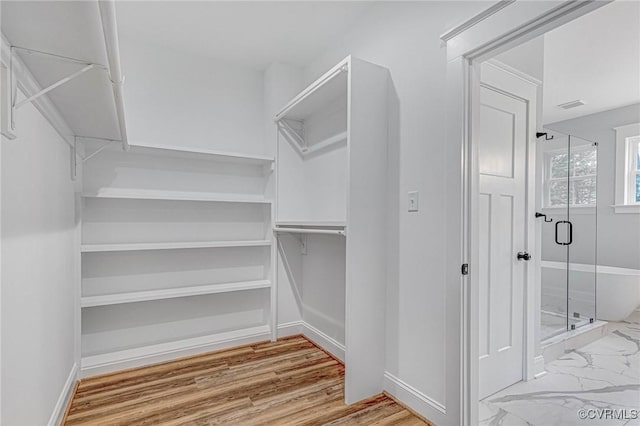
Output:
left=555, top=220, right=573, bottom=245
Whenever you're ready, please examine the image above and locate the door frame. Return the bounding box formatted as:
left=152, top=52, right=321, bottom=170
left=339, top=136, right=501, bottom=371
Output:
left=441, top=2, right=612, bottom=425
left=475, top=59, right=541, bottom=400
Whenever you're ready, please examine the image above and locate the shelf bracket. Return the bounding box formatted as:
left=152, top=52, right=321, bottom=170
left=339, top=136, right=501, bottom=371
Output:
left=77, top=136, right=119, bottom=163
left=14, top=63, right=99, bottom=110
left=278, top=119, right=307, bottom=154
left=72, top=136, right=78, bottom=180
left=10, top=46, right=107, bottom=116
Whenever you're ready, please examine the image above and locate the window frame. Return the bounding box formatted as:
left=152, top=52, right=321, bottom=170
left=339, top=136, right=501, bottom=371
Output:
left=614, top=123, right=640, bottom=214
left=543, top=144, right=598, bottom=209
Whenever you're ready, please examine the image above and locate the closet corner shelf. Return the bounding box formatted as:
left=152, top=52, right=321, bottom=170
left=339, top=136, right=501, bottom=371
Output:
left=81, top=280, right=272, bottom=308
left=127, top=142, right=274, bottom=165
left=81, top=324, right=272, bottom=371
left=82, top=189, right=272, bottom=204
left=81, top=240, right=272, bottom=253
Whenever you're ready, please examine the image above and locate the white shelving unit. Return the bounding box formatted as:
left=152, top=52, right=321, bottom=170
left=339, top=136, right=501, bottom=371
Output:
left=82, top=188, right=272, bottom=204
left=81, top=240, right=272, bottom=253
left=80, top=144, right=276, bottom=377
left=275, top=56, right=389, bottom=404
left=81, top=279, right=271, bottom=307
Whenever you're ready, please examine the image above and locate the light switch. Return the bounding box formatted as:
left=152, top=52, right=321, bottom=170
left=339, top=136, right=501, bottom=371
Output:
left=408, top=191, right=419, bottom=212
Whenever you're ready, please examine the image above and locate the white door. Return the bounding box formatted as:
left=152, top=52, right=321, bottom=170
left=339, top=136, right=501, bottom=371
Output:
left=478, top=84, right=528, bottom=399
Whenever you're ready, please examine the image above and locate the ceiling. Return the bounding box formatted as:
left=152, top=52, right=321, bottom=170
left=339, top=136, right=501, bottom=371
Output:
left=542, top=0, right=640, bottom=124
left=1, top=1, right=373, bottom=143
left=114, top=1, right=373, bottom=71
left=1, top=1, right=121, bottom=140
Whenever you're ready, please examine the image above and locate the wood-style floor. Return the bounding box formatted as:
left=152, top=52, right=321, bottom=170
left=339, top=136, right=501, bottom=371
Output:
left=64, top=335, right=432, bottom=425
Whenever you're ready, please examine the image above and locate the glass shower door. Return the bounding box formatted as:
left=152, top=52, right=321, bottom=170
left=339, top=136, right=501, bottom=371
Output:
left=539, top=132, right=598, bottom=341
left=540, top=134, right=571, bottom=339
left=567, top=135, right=598, bottom=329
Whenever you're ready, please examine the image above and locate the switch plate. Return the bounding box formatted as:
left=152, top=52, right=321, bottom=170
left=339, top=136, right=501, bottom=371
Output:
left=408, top=191, right=419, bottom=212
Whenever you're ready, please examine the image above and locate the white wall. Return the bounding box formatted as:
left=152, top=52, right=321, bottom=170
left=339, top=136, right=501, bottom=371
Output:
left=546, top=104, right=640, bottom=270
left=263, top=63, right=304, bottom=330
left=1, top=90, right=79, bottom=425
left=300, top=2, right=492, bottom=421
left=119, top=38, right=266, bottom=155
left=494, top=36, right=545, bottom=81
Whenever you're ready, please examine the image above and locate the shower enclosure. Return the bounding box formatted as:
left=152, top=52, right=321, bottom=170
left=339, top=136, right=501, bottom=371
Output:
left=538, top=132, right=598, bottom=341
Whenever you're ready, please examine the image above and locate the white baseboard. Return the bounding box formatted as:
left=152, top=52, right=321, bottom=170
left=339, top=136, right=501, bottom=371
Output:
left=533, top=355, right=547, bottom=379
left=300, top=321, right=345, bottom=362
left=383, top=372, right=445, bottom=426
left=47, top=362, right=78, bottom=426
left=81, top=325, right=271, bottom=378
left=277, top=320, right=303, bottom=338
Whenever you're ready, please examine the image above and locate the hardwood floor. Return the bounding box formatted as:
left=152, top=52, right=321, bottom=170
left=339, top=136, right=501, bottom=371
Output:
left=64, top=335, right=432, bottom=425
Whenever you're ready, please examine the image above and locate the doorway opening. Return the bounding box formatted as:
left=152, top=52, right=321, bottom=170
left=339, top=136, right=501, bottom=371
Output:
left=469, top=2, right=640, bottom=424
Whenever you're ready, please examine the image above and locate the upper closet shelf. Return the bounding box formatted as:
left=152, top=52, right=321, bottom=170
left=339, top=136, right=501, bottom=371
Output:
left=275, top=58, right=348, bottom=122
left=82, top=188, right=272, bottom=204
left=123, top=142, right=274, bottom=165
left=81, top=240, right=272, bottom=253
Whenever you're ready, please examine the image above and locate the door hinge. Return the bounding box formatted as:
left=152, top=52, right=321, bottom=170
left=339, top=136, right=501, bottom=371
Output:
left=461, top=263, right=469, bottom=276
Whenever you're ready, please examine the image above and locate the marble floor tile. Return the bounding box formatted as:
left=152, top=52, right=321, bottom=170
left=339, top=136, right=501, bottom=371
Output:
left=479, top=310, right=640, bottom=426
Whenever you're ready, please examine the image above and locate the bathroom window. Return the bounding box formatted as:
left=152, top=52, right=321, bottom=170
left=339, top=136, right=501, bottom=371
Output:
left=545, top=145, right=597, bottom=207
left=614, top=123, right=640, bottom=213
left=627, top=136, right=640, bottom=203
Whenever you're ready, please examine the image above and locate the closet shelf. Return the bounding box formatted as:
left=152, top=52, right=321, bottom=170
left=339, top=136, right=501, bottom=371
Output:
left=81, top=280, right=271, bottom=308
left=82, top=189, right=272, bottom=204
left=81, top=240, right=272, bottom=253
left=126, top=142, right=274, bottom=165
left=275, top=221, right=346, bottom=227
left=274, top=222, right=346, bottom=236
left=275, top=58, right=349, bottom=122
left=81, top=324, right=271, bottom=371
left=274, top=227, right=345, bottom=236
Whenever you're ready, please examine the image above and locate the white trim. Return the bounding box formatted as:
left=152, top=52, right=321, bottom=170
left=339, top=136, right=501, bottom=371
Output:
left=81, top=321, right=344, bottom=379
left=81, top=325, right=271, bottom=378
left=612, top=204, right=640, bottom=214
left=383, top=372, right=446, bottom=426
left=484, top=59, right=542, bottom=87
left=301, top=321, right=345, bottom=362
left=47, top=362, right=78, bottom=426
left=277, top=321, right=304, bottom=338
left=532, top=355, right=547, bottom=379
left=440, top=0, right=516, bottom=42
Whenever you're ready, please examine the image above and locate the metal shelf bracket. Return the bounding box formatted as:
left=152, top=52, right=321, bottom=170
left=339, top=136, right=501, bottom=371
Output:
left=9, top=46, right=107, bottom=117
left=7, top=46, right=125, bottom=180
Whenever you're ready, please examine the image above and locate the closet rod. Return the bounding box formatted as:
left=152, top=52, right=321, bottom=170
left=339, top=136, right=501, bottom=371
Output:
left=274, top=227, right=346, bottom=236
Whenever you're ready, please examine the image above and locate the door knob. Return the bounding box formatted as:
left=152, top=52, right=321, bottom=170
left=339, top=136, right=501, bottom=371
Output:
left=517, top=252, right=531, bottom=261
